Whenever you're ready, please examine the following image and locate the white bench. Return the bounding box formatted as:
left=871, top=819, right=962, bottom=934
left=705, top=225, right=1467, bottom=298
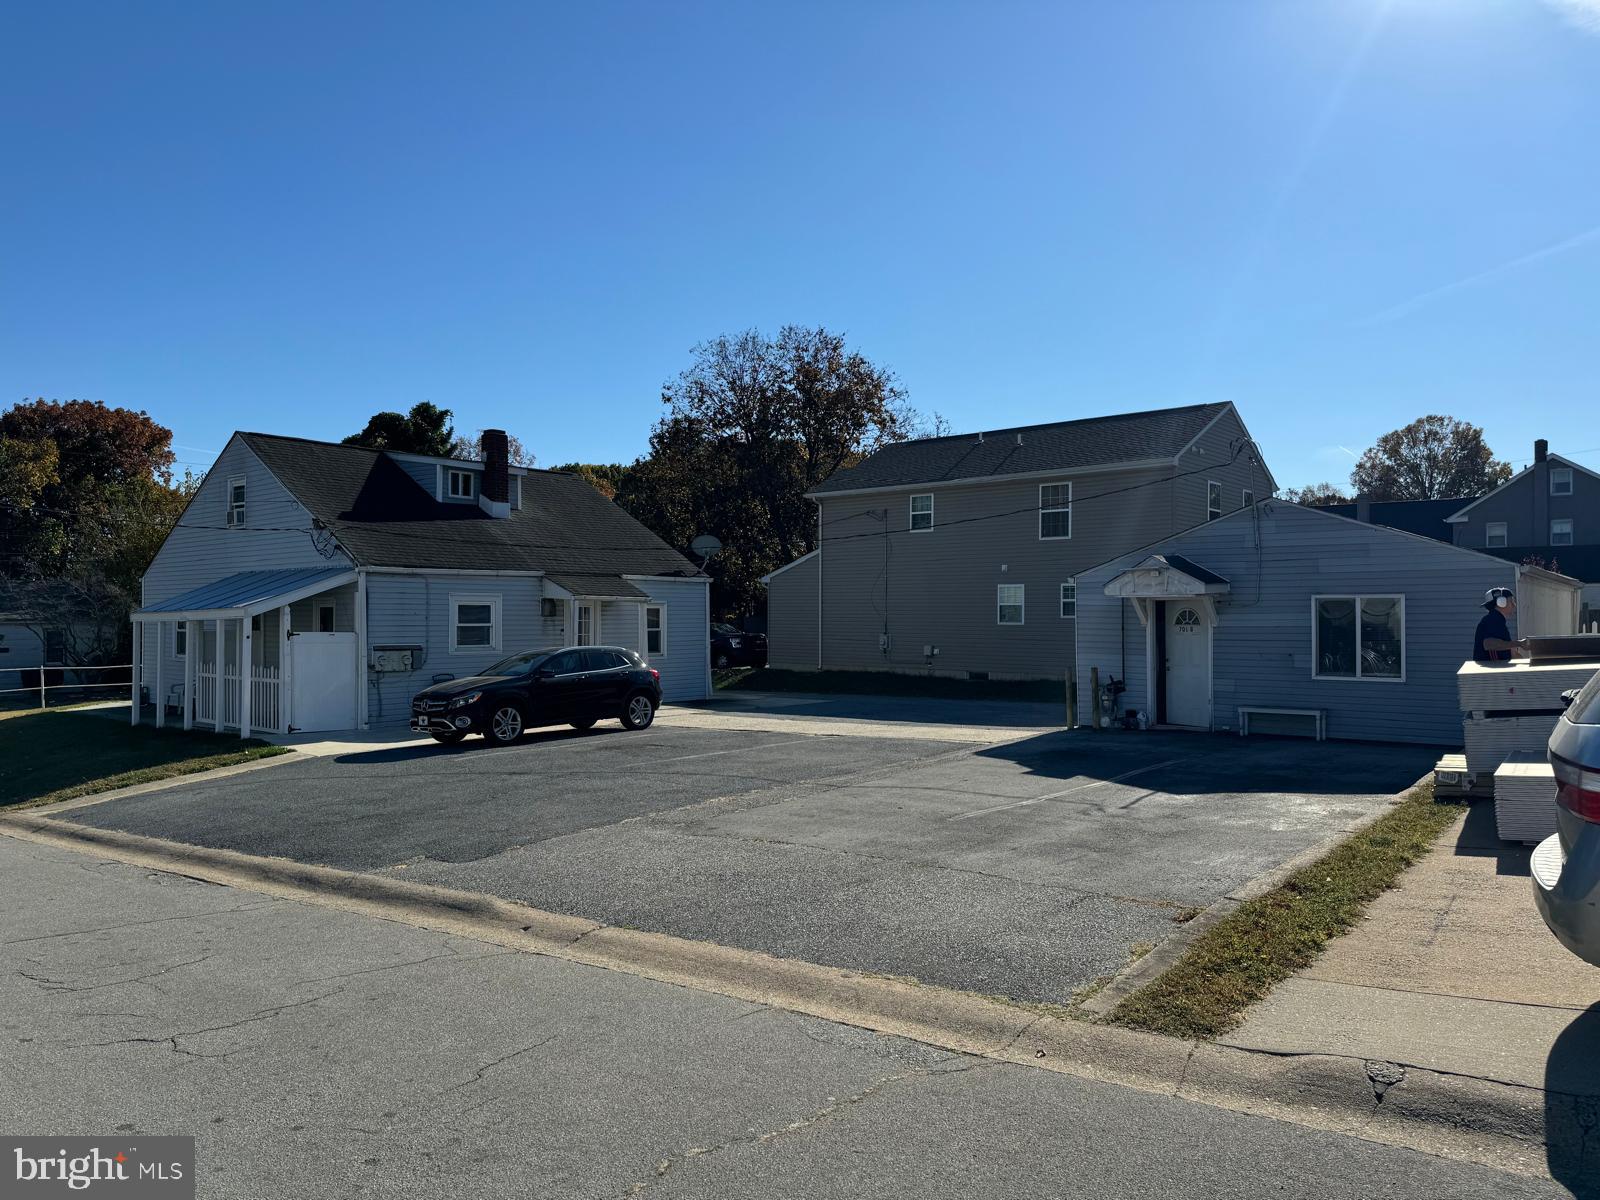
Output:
left=1238, top=706, right=1325, bottom=741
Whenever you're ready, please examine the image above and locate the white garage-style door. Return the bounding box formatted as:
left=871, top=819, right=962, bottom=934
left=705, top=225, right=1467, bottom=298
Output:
left=289, top=632, right=357, bottom=732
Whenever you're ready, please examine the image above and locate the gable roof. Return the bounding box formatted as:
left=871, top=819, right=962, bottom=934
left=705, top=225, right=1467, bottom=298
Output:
left=1445, top=454, right=1600, bottom=523
left=809, top=402, right=1237, bottom=496
left=236, top=433, right=698, bottom=580
left=1309, top=497, right=1466, bottom=543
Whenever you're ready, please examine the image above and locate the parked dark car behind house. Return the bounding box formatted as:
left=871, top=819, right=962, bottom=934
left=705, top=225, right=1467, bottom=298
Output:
left=712, top=623, right=767, bottom=669
left=411, top=645, right=661, bottom=745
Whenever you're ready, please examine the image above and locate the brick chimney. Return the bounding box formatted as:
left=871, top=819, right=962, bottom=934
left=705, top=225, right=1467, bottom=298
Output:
left=1535, top=438, right=1549, bottom=463
left=479, top=429, right=510, bottom=519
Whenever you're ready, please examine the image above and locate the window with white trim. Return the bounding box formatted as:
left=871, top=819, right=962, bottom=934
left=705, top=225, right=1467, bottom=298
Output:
left=174, top=625, right=187, bottom=658
left=1242, top=488, right=1255, bottom=508
left=1551, top=467, right=1573, bottom=496
left=645, top=605, right=665, bottom=656
left=1313, top=595, right=1404, bottom=681
left=450, top=594, right=500, bottom=652
left=1552, top=518, right=1574, bottom=546
left=1207, top=480, right=1222, bottom=521
left=997, top=584, right=1024, bottom=625
left=315, top=600, right=335, bottom=633
left=1485, top=522, right=1508, bottom=549
left=447, top=469, right=477, bottom=500
left=225, top=476, right=246, bottom=527
left=909, top=493, right=933, bottom=532
left=1059, top=580, right=1076, bottom=619
left=1039, top=483, right=1071, bottom=540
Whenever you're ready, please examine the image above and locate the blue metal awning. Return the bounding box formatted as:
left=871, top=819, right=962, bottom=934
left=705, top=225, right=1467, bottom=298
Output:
left=135, top=568, right=356, bottom=620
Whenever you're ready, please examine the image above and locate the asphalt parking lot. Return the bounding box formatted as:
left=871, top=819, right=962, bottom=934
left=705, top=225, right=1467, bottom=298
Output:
left=65, top=717, right=1438, bottom=1005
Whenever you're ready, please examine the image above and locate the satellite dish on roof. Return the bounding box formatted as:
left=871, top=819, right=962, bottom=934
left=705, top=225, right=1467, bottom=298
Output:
left=690, top=534, right=722, bottom=562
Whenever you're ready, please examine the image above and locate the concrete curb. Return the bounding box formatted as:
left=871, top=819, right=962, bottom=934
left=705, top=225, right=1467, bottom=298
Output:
left=1078, top=772, right=1431, bottom=1018
left=0, top=811, right=1555, bottom=1179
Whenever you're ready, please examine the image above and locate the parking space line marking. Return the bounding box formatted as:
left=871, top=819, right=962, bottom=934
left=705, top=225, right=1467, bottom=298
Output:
left=946, top=759, right=1189, bottom=822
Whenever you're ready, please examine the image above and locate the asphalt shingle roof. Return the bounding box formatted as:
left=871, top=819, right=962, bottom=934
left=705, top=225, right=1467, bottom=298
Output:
left=809, top=402, right=1232, bottom=495
left=238, top=433, right=699, bottom=581
left=1310, top=497, right=1468, bottom=544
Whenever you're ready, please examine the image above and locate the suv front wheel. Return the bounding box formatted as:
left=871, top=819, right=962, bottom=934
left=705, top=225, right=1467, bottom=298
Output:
left=621, top=693, right=656, bottom=730
left=486, top=703, right=525, bottom=744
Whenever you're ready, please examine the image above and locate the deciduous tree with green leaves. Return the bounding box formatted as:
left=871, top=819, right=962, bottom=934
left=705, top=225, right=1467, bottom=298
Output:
left=1350, top=415, right=1511, bottom=501
left=343, top=402, right=457, bottom=456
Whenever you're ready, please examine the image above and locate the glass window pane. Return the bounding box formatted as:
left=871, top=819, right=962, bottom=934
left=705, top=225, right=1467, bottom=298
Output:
left=1360, top=598, right=1403, bottom=678
left=1316, top=598, right=1357, bottom=677
left=456, top=625, right=491, bottom=646
left=458, top=604, right=492, bottom=625
left=1040, top=510, right=1070, bottom=539
left=1040, top=484, right=1068, bottom=509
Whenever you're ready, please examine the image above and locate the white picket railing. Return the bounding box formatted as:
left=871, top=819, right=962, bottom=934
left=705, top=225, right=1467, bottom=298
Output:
left=191, top=661, right=279, bottom=731
left=251, top=665, right=281, bottom=732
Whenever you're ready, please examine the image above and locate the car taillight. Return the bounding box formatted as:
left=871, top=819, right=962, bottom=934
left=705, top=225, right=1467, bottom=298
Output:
left=1552, top=753, right=1600, bottom=822
left=649, top=668, right=660, bottom=682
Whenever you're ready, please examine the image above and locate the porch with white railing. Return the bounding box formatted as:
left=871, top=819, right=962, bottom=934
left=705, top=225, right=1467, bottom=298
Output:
left=191, top=662, right=280, bottom=732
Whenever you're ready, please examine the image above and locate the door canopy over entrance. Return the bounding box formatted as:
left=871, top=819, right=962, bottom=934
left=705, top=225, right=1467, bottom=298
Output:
left=1103, top=554, right=1230, bottom=625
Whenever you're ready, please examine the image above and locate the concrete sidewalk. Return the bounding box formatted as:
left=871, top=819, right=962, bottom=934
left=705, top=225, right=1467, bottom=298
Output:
left=1222, top=801, right=1600, bottom=1186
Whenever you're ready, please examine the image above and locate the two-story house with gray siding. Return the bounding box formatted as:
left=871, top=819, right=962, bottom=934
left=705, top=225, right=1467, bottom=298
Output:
left=131, top=429, right=709, bottom=737
left=1445, top=440, right=1600, bottom=609
left=762, top=402, right=1274, bottom=682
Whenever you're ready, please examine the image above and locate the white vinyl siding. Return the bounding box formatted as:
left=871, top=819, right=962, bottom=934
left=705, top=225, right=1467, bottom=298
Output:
left=997, top=584, right=1024, bottom=625
left=1060, top=581, right=1076, bottom=619
left=1207, top=480, right=1222, bottom=521
left=1552, top=518, right=1574, bottom=546
left=1485, top=522, right=1508, bottom=549
left=450, top=594, right=500, bottom=653
left=226, top=476, right=246, bottom=527
left=1552, top=467, right=1574, bottom=496
left=1313, top=594, right=1405, bottom=682
left=645, top=605, right=665, bottom=656
left=909, top=493, right=933, bottom=532
left=1038, top=483, right=1071, bottom=540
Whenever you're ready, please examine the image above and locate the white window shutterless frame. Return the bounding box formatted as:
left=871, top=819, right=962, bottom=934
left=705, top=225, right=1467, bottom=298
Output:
left=997, top=584, right=1024, bottom=625
left=645, top=605, right=665, bottom=656
left=1485, top=522, right=1508, bottom=549
left=450, top=595, right=500, bottom=652
left=909, top=493, right=933, bottom=531
left=1039, top=484, right=1070, bottom=540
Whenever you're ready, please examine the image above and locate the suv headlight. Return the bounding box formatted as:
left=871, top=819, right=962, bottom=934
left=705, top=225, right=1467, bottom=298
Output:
left=448, top=691, right=482, bottom=710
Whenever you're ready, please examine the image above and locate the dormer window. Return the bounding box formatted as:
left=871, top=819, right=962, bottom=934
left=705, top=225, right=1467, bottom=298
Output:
left=1552, top=467, right=1573, bottom=496
left=226, top=476, right=246, bottom=527
left=447, top=469, right=477, bottom=500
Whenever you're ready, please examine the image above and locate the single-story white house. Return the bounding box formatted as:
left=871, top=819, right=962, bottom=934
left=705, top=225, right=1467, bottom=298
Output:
left=132, top=429, right=711, bottom=736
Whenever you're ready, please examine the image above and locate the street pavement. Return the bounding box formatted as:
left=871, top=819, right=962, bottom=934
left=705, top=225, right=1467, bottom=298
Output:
left=0, top=835, right=1574, bottom=1199
left=62, top=723, right=1436, bottom=1006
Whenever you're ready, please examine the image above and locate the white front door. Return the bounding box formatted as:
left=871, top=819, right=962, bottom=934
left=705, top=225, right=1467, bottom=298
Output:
left=1164, top=604, right=1210, bottom=728
left=289, top=632, right=357, bottom=732
left=575, top=602, right=596, bottom=646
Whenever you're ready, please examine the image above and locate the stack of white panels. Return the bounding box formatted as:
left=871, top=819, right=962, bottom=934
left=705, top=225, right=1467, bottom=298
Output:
left=1464, top=714, right=1562, bottom=778
left=1494, top=751, right=1559, bottom=844
left=1457, top=660, right=1599, bottom=714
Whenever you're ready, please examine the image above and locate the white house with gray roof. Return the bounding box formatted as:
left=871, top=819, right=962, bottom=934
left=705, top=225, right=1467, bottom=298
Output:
left=132, top=429, right=709, bottom=736
left=762, top=402, right=1274, bottom=681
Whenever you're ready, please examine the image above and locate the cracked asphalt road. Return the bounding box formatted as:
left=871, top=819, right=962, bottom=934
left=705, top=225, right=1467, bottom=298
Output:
left=64, top=723, right=1438, bottom=1004
left=0, top=837, right=1570, bottom=1199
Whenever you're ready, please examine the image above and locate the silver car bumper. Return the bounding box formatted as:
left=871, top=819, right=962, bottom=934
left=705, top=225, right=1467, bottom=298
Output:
left=1532, top=819, right=1600, bottom=967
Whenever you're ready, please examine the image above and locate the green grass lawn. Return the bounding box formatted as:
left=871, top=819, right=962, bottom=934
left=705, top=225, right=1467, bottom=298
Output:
left=716, top=666, right=1066, bottom=704
left=0, top=708, right=289, bottom=811
left=1106, top=782, right=1466, bottom=1040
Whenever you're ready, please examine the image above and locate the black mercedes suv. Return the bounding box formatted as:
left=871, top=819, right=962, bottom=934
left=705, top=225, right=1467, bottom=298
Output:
left=410, top=645, right=662, bottom=745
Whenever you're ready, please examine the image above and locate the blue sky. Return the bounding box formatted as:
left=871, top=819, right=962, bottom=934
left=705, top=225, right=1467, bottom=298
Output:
left=3, top=1, right=1597, bottom=488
